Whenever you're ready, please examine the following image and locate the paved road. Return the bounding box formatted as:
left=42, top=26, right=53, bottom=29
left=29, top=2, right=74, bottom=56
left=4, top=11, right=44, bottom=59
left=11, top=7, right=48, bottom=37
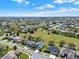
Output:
left=1, top=51, right=18, bottom=59
left=0, top=40, right=54, bottom=59
left=0, top=35, right=58, bottom=59
left=0, top=34, right=6, bottom=39
left=0, top=40, right=32, bottom=59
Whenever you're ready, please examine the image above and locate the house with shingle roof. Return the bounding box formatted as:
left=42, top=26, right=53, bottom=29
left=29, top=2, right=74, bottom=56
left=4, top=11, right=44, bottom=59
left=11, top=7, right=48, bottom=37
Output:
left=59, top=44, right=75, bottom=59
left=1, top=51, right=18, bottom=59
left=32, top=50, right=56, bottom=59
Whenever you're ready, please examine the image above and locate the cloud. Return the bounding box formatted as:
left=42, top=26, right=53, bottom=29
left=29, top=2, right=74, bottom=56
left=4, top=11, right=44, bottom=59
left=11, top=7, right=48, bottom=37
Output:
left=37, top=8, right=79, bottom=16
left=1, top=8, right=79, bottom=17
left=12, top=0, right=25, bottom=3
left=74, top=1, right=79, bottom=4
left=35, top=6, right=45, bottom=10
left=45, top=4, right=55, bottom=8
left=35, top=4, right=55, bottom=10
left=53, top=0, right=66, bottom=4
left=24, top=1, right=30, bottom=5
left=68, top=0, right=75, bottom=3
left=32, top=4, right=35, bottom=6
left=53, top=0, right=76, bottom=4
left=58, top=8, right=79, bottom=12
left=12, top=0, right=30, bottom=5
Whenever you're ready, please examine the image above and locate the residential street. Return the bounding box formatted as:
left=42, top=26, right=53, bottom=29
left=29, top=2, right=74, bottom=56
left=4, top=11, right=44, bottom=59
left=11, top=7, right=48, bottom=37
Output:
left=0, top=40, right=55, bottom=59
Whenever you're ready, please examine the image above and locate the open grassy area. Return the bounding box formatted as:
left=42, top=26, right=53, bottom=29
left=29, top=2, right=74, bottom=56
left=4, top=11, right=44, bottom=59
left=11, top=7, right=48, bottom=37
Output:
left=20, top=28, right=79, bottom=49
left=19, top=53, right=29, bottom=59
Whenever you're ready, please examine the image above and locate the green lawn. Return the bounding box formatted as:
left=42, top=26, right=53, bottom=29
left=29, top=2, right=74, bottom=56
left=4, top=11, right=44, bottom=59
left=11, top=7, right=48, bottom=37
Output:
left=0, top=44, right=12, bottom=58
left=20, top=28, right=79, bottom=49
left=19, top=53, right=29, bottom=59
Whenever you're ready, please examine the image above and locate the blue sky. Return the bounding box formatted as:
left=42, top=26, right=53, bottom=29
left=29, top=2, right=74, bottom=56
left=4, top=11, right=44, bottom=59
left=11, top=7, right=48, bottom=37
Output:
left=0, top=0, right=79, bottom=17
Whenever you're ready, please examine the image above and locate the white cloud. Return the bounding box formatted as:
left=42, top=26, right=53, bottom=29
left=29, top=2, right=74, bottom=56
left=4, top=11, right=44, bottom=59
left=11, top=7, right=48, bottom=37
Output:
left=12, top=0, right=30, bottom=5
left=53, top=0, right=76, bottom=4
left=74, top=1, right=79, bottom=4
left=24, top=1, right=30, bottom=5
left=12, top=0, right=24, bottom=3
left=45, top=4, right=55, bottom=8
left=1, top=8, right=79, bottom=17
left=38, top=8, right=79, bottom=16
left=67, top=0, right=75, bottom=3
left=58, top=8, right=79, bottom=12
left=35, top=4, right=54, bottom=10
left=53, top=0, right=66, bottom=4
left=35, top=6, right=44, bottom=10
left=32, top=4, right=35, bottom=6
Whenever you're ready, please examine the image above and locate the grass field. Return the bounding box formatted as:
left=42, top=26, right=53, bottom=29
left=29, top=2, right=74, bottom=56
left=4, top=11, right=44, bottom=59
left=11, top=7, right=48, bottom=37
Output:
left=19, top=53, right=29, bottom=59
left=20, top=28, right=79, bottom=49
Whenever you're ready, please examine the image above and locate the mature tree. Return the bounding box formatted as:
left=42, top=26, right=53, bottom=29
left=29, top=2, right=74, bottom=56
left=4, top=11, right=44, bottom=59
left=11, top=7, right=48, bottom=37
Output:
left=49, top=41, right=55, bottom=46
left=23, top=35, right=26, bottom=38
left=16, top=32, right=19, bottom=36
left=34, top=37, right=41, bottom=42
left=13, top=46, right=17, bottom=50
left=76, top=34, right=79, bottom=39
left=28, top=35, right=34, bottom=41
left=59, top=40, right=66, bottom=47
left=68, top=42, right=75, bottom=49
left=52, top=29, right=60, bottom=34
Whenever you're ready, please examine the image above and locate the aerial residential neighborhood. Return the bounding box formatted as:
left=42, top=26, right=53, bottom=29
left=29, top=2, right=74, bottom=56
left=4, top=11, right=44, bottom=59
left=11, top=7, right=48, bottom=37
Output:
left=0, top=0, right=79, bottom=59
left=0, top=17, right=79, bottom=59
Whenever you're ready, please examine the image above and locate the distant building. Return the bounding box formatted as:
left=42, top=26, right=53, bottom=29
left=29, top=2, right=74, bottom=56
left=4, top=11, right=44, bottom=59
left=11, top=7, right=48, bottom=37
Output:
left=10, top=36, right=22, bottom=43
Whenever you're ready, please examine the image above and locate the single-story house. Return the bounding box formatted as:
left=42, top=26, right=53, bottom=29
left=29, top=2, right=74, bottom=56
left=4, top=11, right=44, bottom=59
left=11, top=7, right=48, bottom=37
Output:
left=59, top=44, right=75, bottom=59
left=1, top=51, right=18, bottom=59
left=35, top=41, right=45, bottom=50
left=46, top=46, right=59, bottom=56
left=23, top=40, right=35, bottom=47
left=10, top=36, right=22, bottom=43
left=20, top=28, right=28, bottom=33
left=32, top=51, right=53, bottom=59
left=8, top=37, right=13, bottom=40
left=76, top=51, right=79, bottom=59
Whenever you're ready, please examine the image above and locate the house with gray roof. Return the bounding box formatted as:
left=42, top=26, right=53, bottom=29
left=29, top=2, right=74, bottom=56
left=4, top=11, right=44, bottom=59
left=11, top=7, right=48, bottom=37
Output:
left=76, top=51, right=79, bottom=59
left=32, top=52, right=52, bottom=59
left=46, top=46, right=59, bottom=56
left=59, top=44, right=75, bottom=59
left=1, top=51, right=18, bottom=59
left=23, top=40, right=35, bottom=47
left=35, top=41, right=45, bottom=50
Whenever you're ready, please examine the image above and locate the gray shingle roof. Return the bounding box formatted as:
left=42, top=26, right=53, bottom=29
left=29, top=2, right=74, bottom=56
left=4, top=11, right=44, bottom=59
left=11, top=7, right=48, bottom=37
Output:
left=32, top=52, right=52, bottom=59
